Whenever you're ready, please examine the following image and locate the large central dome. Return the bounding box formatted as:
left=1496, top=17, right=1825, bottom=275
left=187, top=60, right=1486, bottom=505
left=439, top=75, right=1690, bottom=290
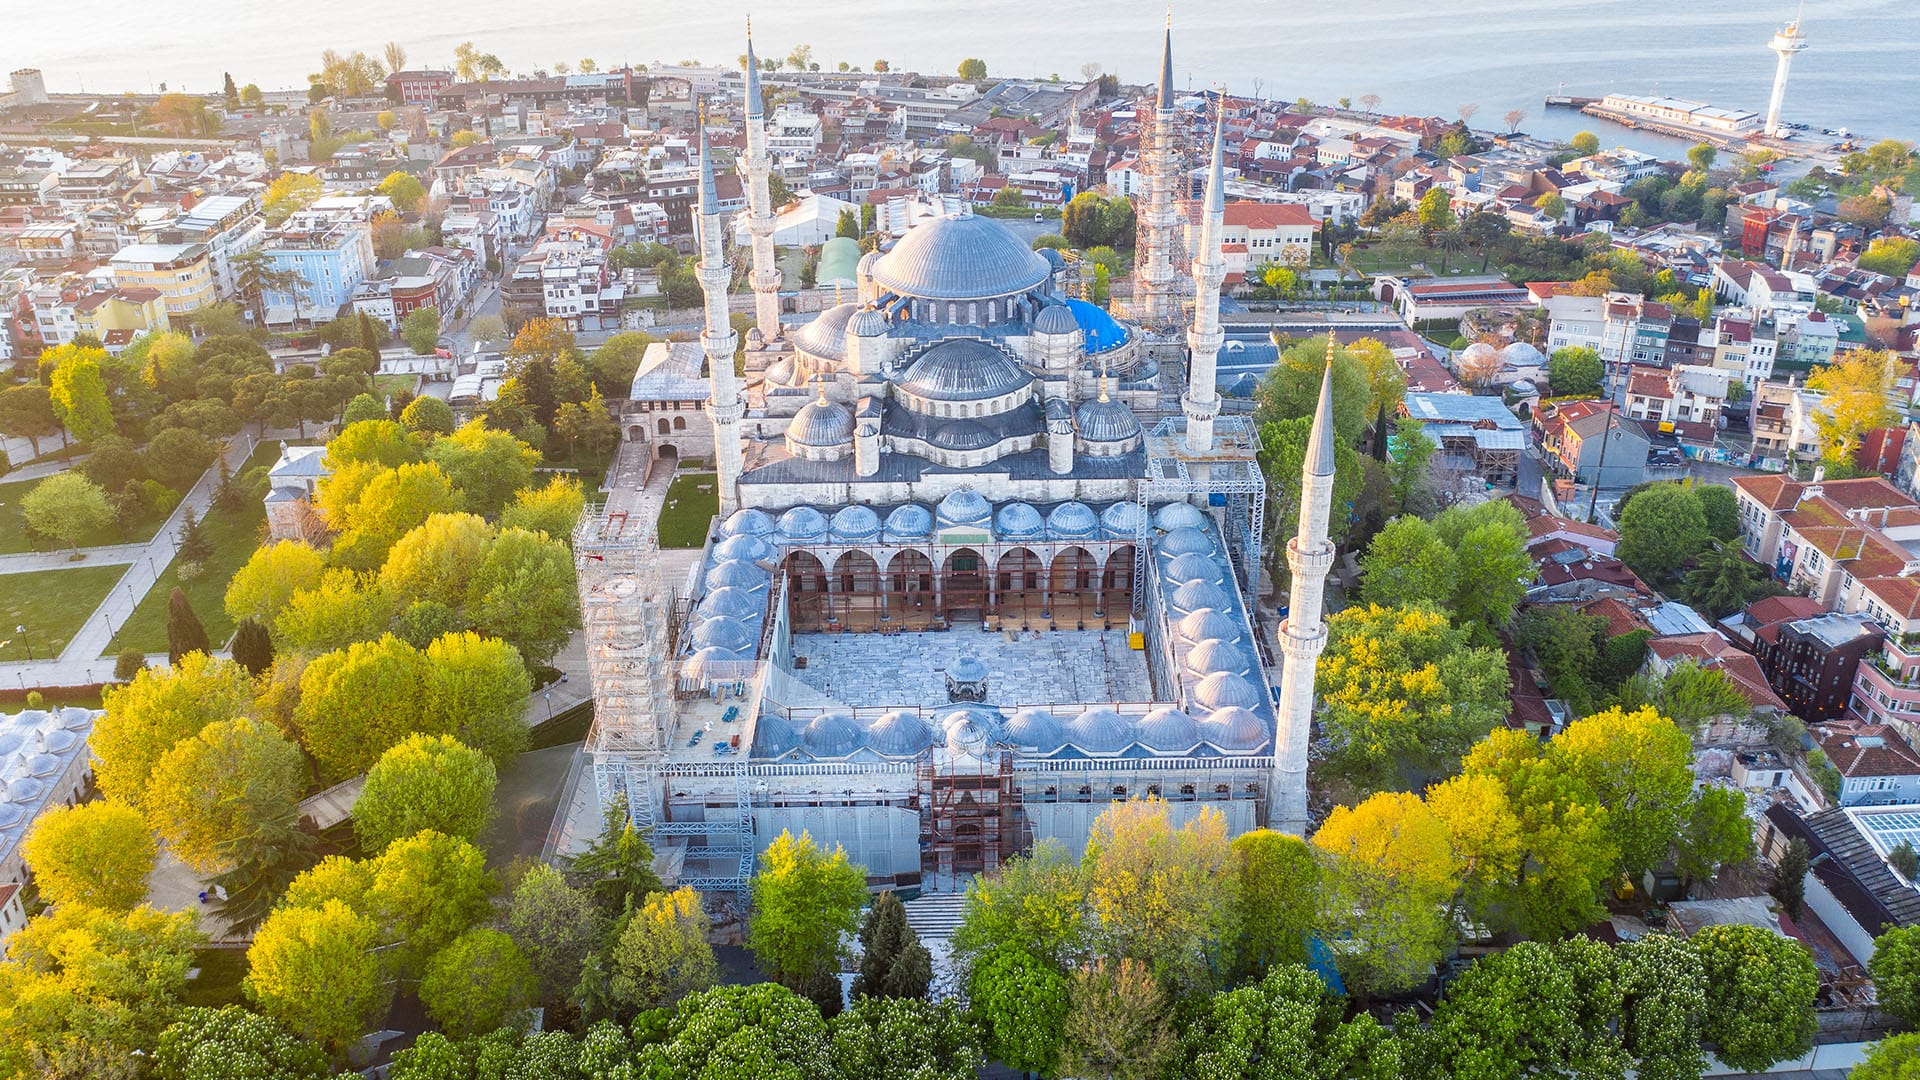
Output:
left=871, top=214, right=1052, bottom=300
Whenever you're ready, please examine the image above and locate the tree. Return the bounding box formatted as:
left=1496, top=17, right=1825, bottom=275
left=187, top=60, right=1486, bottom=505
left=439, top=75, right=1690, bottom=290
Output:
left=167, top=587, right=212, bottom=666
left=0, top=383, right=61, bottom=456
left=957, top=58, right=987, bottom=81
left=365, top=830, right=497, bottom=973
left=569, top=796, right=665, bottom=915
left=606, top=886, right=719, bottom=1014
left=354, top=733, right=498, bottom=853
left=1771, top=837, right=1811, bottom=919
left=146, top=717, right=306, bottom=875
left=1058, top=958, right=1177, bottom=1080
left=587, top=331, right=653, bottom=396
left=632, top=984, right=836, bottom=1078
left=1181, top=963, right=1401, bottom=1079
left=262, top=172, right=323, bottom=226
left=952, top=839, right=1087, bottom=969
left=22, top=799, right=157, bottom=911
left=294, top=634, right=436, bottom=779
left=1686, top=142, right=1718, bottom=174
left=324, top=461, right=460, bottom=570
left=1256, top=335, right=1379, bottom=441
left=145, top=428, right=216, bottom=493
left=854, top=890, right=933, bottom=1000
left=1312, top=792, right=1461, bottom=995
left=1502, top=107, right=1527, bottom=133
left=224, top=541, right=328, bottom=625
left=1873, top=926, right=1920, bottom=1028
left=1417, top=187, right=1455, bottom=235
left=94, top=652, right=256, bottom=807
left=1859, top=236, right=1920, bottom=278
left=1611, top=659, right=1751, bottom=735
left=1359, top=515, right=1457, bottom=611
left=1857, top=1034, right=1920, bottom=1080
left=115, top=648, right=148, bottom=681
left=421, top=929, right=536, bottom=1037
left=503, top=475, right=585, bottom=541
left=1617, top=482, right=1709, bottom=582
left=1433, top=500, right=1531, bottom=629
left=465, top=526, right=579, bottom=666
left=1554, top=706, right=1695, bottom=877
left=1223, top=830, right=1320, bottom=982
left=1082, top=799, right=1234, bottom=993
left=830, top=997, right=983, bottom=1080
left=401, top=306, right=441, bottom=355
left=272, top=569, right=394, bottom=654
left=377, top=171, right=425, bottom=212
left=1693, top=924, right=1817, bottom=1072
left=1417, top=939, right=1626, bottom=1079
left=380, top=511, right=495, bottom=608
left=342, top=393, right=386, bottom=426
left=1619, top=933, right=1707, bottom=1080
left=1679, top=547, right=1780, bottom=619
left=1807, top=350, right=1899, bottom=464
left=428, top=420, right=539, bottom=516
left=1548, top=346, right=1604, bottom=397
left=22, top=471, right=112, bottom=553
left=1569, top=131, right=1600, bottom=155
left=246, top=899, right=391, bottom=1053
left=399, top=395, right=456, bottom=438
left=154, top=1005, right=331, bottom=1080
left=507, top=863, right=607, bottom=1006
left=968, top=945, right=1070, bottom=1076
left=422, top=630, right=534, bottom=763
left=230, top=617, right=275, bottom=676
left=748, top=829, right=867, bottom=993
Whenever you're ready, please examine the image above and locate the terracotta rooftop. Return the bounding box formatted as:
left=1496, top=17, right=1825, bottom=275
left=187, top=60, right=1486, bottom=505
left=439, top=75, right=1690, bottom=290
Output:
left=1813, top=720, right=1920, bottom=778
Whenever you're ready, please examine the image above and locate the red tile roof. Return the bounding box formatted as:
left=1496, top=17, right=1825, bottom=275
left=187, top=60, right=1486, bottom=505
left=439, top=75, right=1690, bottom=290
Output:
left=1813, top=720, right=1920, bottom=778
left=1221, top=201, right=1318, bottom=229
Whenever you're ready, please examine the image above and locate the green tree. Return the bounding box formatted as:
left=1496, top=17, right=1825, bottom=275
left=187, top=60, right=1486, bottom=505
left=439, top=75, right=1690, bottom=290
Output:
left=502, top=474, right=585, bottom=541
left=94, top=652, right=256, bottom=807
left=829, top=997, right=983, bottom=1080
left=568, top=796, right=665, bottom=914
left=1679, top=547, right=1781, bottom=619
left=1553, top=706, right=1695, bottom=877
left=854, top=890, right=933, bottom=1000
left=246, top=899, right=391, bottom=1053
left=365, top=830, right=497, bottom=972
left=1358, top=516, right=1458, bottom=610
left=0, top=382, right=62, bottom=456
left=586, top=331, right=654, bottom=396
left=21, top=471, right=113, bottom=553
left=1434, top=500, right=1532, bottom=629
left=1058, top=957, right=1177, bottom=1080
left=166, top=586, right=212, bottom=666
left=1312, top=791, right=1461, bottom=995
left=325, top=460, right=460, bottom=570
left=1617, top=483, right=1709, bottom=582
left=294, top=633, right=432, bottom=780
left=1256, top=335, right=1379, bottom=441
left=423, top=630, right=533, bottom=763
left=747, top=829, right=867, bottom=993
left=1860, top=237, right=1920, bottom=278
left=231, top=616, right=275, bottom=676
left=1771, top=837, right=1811, bottom=920
left=1181, top=963, right=1402, bottom=1079
left=1694, top=924, right=1817, bottom=1072
left=379, top=512, right=495, bottom=608
left=354, top=733, right=498, bottom=853
left=401, top=306, right=441, bottom=355
left=421, top=928, right=536, bottom=1037
left=21, top=799, right=157, bottom=911
left=48, top=348, right=116, bottom=443
left=968, top=945, right=1070, bottom=1076
left=145, top=717, right=307, bottom=875
left=1417, top=187, right=1455, bottom=236
left=952, top=839, right=1087, bottom=970
left=957, top=57, right=987, bottom=81
left=1619, top=933, right=1707, bottom=1080
left=1223, top=830, right=1321, bottom=982
left=272, top=568, right=394, bottom=654
left=399, top=394, right=456, bottom=436
left=1548, top=345, right=1604, bottom=397
left=465, top=526, right=579, bottom=666
left=341, top=393, right=386, bottom=426
left=326, top=419, right=422, bottom=469
left=606, top=886, right=719, bottom=1014
left=1610, top=659, right=1751, bottom=735
left=632, top=983, right=836, bottom=1078
left=507, top=863, right=607, bottom=1006
left=428, top=419, right=539, bottom=516
left=1872, top=925, right=1920, bottom=1028
left=1081, top=799, right=1234, bottom=993
left=154, top=1005, right=331, bottom=1080
left=1857, top=1034, right=1920, bottom=1080
left=115, top=647, right=148, bottom=681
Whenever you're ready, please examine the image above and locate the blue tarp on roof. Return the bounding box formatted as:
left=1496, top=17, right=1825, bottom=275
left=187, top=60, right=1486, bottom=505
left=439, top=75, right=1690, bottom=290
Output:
left=1065, top=298, right=1130, bottom=354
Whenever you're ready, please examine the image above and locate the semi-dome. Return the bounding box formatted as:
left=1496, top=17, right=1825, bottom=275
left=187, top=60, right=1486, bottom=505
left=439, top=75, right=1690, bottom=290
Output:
left=1033, top=304, right=1080, bottom=335
left=764, top=356, right=798, bottom=387
left=1065, top=297, right=1129, bottom=353
left=1203, top=706, right=1269, bottom=751
left=1164, top=552, right=1224, bottom=584
left=1193, top=671, right=1264, bottom=710
left=803, top=710, right=864, bottom=757
left=787, top=397, right=855, bottom=448
left=1101, top=501, right=1146, bottom=538
left=777, top=506, right=830, bottom=542
left=1159, top=527, right=1215, bottom=556
left=830, top=505, right=882, bottom=542
left=714, top=534, right=776, bottom=564
left=706, top=559, right=770, bottom=591
left=1075, top=396, right=1142, bottom=444
left=1186, top=638, right=1252, bottom=677
left=849, top=306, right=889, bottom=337
left=721, top=508, right=776, bottom=537
left=690, top=617, right=757, bottom=652
left=1005, top=707, right=1065, bottom=749
left=698, top=586, right=765, bottom=621
left=1177, top=607, right=1242, bottom=644
left=942, top=708, right=996, bottom=756
left=1047, top=501, right=1099, bottom=539
left=995, top=502, right=1045, bottom=540
left=753, top=714, right=802, bottom=757
left=928, top=419, right=997, bottom=452
left=1137, top=706, right=1201, bottom=751
left=937, top=489, right=992, bottom=528
left=897, top=339, right=1034, bottom=402
left=793, top=303, right=858, bottom=360
left=867, top=710, right=934, bottom=756
left=884, top=503, right=934, bottom=539
left=681, top=645, right=748, bottom=681
left=1154, top=502, right=1207, bottom=532
left=1066, top=707, right=1133, bottom=754
left=870, top=213, right=1052, bottom=299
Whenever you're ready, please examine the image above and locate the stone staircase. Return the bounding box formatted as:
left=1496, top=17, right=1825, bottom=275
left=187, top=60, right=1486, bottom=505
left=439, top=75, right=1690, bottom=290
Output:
left=901, top=892, right=969, bottom=944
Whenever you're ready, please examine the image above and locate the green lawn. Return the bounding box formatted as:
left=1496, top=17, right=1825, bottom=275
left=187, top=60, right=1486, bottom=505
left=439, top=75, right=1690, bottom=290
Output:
left=373, top=373, right=418, bottom=399
left=657, top=471, right=718, bottom=548
left=104, top=442, right=281, bottom=656
left=0, top=474, right=173, bottom=556
left=0, top=564, right=128, bottom=662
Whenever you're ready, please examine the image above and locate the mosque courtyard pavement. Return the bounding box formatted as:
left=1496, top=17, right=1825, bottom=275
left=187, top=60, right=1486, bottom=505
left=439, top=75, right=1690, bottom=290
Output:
left=788, top=626, right=1154, bottom=710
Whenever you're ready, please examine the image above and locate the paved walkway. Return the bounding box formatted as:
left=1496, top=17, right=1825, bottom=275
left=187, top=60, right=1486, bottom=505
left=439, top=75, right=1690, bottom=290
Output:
left=3, top=454, right=88, bottom=483
left=0, top=542, right=150, bottom=574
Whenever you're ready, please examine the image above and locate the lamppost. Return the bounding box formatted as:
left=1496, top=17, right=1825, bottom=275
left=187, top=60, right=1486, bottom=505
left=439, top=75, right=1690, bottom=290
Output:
left=16, top=624, right=30, bottom=662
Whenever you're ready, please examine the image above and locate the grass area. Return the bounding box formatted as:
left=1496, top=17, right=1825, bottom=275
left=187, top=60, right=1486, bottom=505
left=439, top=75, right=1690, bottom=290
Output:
left=0, top=565, right=128, bottom=662
left=0, top=474, right=173, bottom=556
left=373, top=373, right=418, bottom=399
left=0, top=686, right=107, bottom=710
left=657, top=471, right=718, bottom=548
left=104, top=442, right=281, bottom=656
left=181, top=948, right=249, bottom=1008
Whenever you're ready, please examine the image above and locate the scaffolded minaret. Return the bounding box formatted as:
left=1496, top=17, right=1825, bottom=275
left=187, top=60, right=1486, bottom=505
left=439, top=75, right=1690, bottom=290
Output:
left=1133, top=18, right=1181, bottom=336
left=1271, top=335, right=1340, bottom=835
left=1183, top=103, right=1226, bottom=454
left=742, top=25, right=783, bottom=346
left=695, top=105, right=745, bottom=516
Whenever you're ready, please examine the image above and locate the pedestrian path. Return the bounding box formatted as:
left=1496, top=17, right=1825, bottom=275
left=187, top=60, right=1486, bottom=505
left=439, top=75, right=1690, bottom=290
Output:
left=2, top=454, right=89, bottom=483
left=0, top=543, right=149, bottom=575
left=901, top=893, right=968, bottom=943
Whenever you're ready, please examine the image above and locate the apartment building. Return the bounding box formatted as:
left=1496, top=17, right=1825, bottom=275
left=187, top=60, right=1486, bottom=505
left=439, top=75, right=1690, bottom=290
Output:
left=107, top=242, right=216, bottom=317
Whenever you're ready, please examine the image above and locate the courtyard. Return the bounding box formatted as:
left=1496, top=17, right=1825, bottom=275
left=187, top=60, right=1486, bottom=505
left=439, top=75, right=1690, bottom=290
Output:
left=788, top=625, right=1154, bottom=710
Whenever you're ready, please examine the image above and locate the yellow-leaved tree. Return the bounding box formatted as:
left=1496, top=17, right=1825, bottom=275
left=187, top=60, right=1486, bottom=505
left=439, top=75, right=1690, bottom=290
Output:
left=1806, top=349, right=1899, bottom=466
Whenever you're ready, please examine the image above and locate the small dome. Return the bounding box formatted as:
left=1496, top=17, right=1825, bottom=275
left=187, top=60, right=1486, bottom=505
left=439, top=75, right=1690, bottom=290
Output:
left=787, top=397, right=855, bottom=448
left=884, top=503, right=934, bottom=539
left=1101, top=501, right=1146, bottom=538
left=937, top=489, right=992, bottom=529
left=681, top=645, right=748, bottom=681
left=1194, top=671, right=1264, bottom=710
left=1159, top=527, right=1215, bottom=556
left=764, top=357, right=799, bottom=387
left=1203, top=706, right=1270, bottom=751
left=995, top=502, right=1045, bottom=540
left=7, top=777, right=45, bottom=804
left=897, top=339, right=1034, bottom=402
left=1047, top=501, right=1099, bottom=539
left=0, top=803, right=22, bottom=828
left=59, top=708, right=92, bottom=731
left=1075, top=396, right=1142, bottom=444
left=1154, top=503, right=1207, bottom=532
left=830, top=505, right=882, bottom=542
left=706, top=560, right=770, bottom=591
left=942, top=708, right=996, bottom=756
left=858, top=249, right=880, bottom=273
left=1186, top=638, right=1252, bottom=677
left=0, top=733, right=21, bottom=757
left=690, top=617, right=757, bottom=652
left=794, top=303, right=858, bottom=360
left=946, top=655, right=990, bottom=683
left=721, top=508, right=776, bottom=537
left=867, top=710, right=935, bottom=756
left=1033, top=304, right=1080, bottom=335
left=22, top=753, right=59, bottom=778
left=929, top=420, right=997, bottom=452
left=1066, top=707, right=1134, bottom=754
left=42, top=730, right=78, bottom=754
left=1137, top=706, right=1201, bottom=751
left=1500, top=340, right=1545, bottom=367
left=753, top=714, right=802, bottom=757
left=1005, top=707, right=1065, bottom=749
left=698, top=586, right=765, bottom=621
left=1164, top=552, right=1224, bottom=584
left=777, top=506, right=829, bottom=542
left=803, top=710, right=864, bottom=757
left=850, top=307, right=889, bottom=337
left=1177, top=607, right=1243, bottom=644
left=1459, top=341, right=1499, bottom=367
left=714, top=533, right=777, bottom=564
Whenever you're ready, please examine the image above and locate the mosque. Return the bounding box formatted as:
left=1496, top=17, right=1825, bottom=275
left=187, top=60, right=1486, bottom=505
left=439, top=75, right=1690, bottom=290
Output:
left=575, top=26, right=1335, bottom=893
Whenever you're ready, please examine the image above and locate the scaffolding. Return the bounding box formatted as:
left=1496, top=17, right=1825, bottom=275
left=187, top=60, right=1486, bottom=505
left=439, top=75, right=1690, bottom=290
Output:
left=1136, top=414, right=1267, bottom=606
left=919, top=751, right=1026, bottom=878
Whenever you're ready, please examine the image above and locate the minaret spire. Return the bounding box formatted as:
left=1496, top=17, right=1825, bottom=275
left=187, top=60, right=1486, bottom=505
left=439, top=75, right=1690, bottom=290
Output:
left=1182, top=99, right=1227, bottom=454
left=743, top=22, right=783, bottom=345
left=695, top=99, right=745, bottom=515
left=1133, top=13, right=1181, bottom=337
left=1272, top=333, right=1340, bottom=835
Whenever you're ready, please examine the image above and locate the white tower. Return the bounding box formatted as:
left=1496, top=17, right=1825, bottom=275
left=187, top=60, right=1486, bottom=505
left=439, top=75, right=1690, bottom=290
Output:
left=1765, top=13, right=1808, bottom=138
left=1271, top=335, right=1340, bottom=835
left=1183, top=103, right=1226, bottom=454
left=1133, top=20, right=1180, bottom=333
left=695, top=105, right=745, bottom=516
left=742, top=27, right=783, bottom=346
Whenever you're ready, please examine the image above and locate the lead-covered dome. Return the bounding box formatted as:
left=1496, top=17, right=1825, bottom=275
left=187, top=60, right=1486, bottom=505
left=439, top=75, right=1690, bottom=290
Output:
left=1033, top=304, right=1080, bottom=335
left=753, top=714, right=802, bottom=757
left=1005, top=707, right=1065, bottom=749
left=793, top=303, right=857, bottom=360
left=690, top=616, right=757, bottom=652
left=1067, top=707, right=1133, bottom=754
left=937, top=489, right=992, bottom=529
left=1075, top=396, right=1142, bottom=446
left=787, top=397, right=854, bottom=448
left=1047, top=501, right=1099, bottom=539
left=706, top=559, right=769, bottom=591
left=897, top=339, right=1034, bottom=402
left=1194, top=671, right=1263, bottom=710
left=722, top=509, right=775, bottom=538
left=1159, top=527, right=1215, bottom=556
left=1164, top=552, right=1224, bottom=584
left=884, top=503, right=934, bottom=539
left=871, top=214, right=1052, bottom=299
left=698, top=586, right=764, bottom=621
left=1155, top=502, right=1206, bottom=532
left=929, top=420, right=996, bottom=452
left=830, top=505, right=881, bottom=541
left=1203, top=706, right=1269, bottom=751
left=1137, top=706, right=1201, bottom=751
left=714, top=533, right=776, bottom=564
left=1185, top=638, right=1252, bottom=677
left=1177, top=607, right=1242, bottom=644
left=849, top=306, right=889, bottom=337
left=777, top=506, right=829, bottom=542
left=995, top=502, right=1045, bottom=540
left=867, top=710, right=934, bottom=756
left=1101, top=501, right=1146, bottom=538
left=803, top=710, right=864, bottom=757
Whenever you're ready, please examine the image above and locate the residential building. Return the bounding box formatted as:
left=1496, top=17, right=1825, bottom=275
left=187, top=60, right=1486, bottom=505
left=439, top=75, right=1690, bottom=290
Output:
left=1537, top=399, right=1652, bottom=486
left=1810, top=721, right=1920, bottom=806
left=255, top=215, right=376, bottom=326
left=1217, top=201, right=1316, bottom=268
left=153, top=193, right=266, bottom=298
left=388, top=69, right=455, bottom=108
left=1779, top=310, right=1841, bottom=368
left=15, top=221, right=78, bottom=262
left=1544, top=293, right=1605, bottom=354
left=108, top=242, right=216, bottom=318
left=1752, top=610, right=1883, bottom=722
left=503, top=225, right=621, bottom=329
left=1761, top=803, right=1920, bottom=962
left=1624, top=363, right=1729, bottom=429
left=1705, top=314, right=1778, bottom=388
left=71, top=288, right=169, bottom=348
left=53, top=157, right=138, bottom=207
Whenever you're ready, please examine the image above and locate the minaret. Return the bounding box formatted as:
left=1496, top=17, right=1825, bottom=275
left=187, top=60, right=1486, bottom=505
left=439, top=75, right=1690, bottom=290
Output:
left=1271, top=334, right=1340, bottom=835
left=695, top=103, right=745, bottom=516
left=1764, top=11, right=1808, bottom=138
left=1133, top=15, right=1180, bottom=333
left=1183, top=102, right=1226, bottom=454
left=743, top=24, right=783, bottom=345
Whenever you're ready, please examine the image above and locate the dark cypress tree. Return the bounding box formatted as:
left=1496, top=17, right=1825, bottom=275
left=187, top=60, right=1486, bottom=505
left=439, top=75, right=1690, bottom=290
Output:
left=211, top=453, right=243, bottom=515
left=1770, top=837, right=1810, bottom=920
left=358, top=311, right=382, bottom=355
left=176, top=505, right=214, bottom=564
left=231, top=617, right=275, bottom=676
left=166, top=587, right=211, bottom=666
left=853, top=891, right=932, bottom=1000
left=1371, top=402, right=1391, bottom=462
left=223, top=72, right=239, bottom=106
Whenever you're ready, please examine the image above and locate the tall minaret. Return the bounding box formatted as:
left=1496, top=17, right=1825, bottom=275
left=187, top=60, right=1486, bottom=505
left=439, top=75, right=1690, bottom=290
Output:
left=742, top=24, right=783, bottom=345
left=1133, top=16, right=1180, bottom=333
left=1183, top=102, right=1226, bottom=454
left=695, top=104, right=745, bottom=515
left=1764, top=11, right=1808, bottom=138
left=1271, top=334, right=1340, bottom=835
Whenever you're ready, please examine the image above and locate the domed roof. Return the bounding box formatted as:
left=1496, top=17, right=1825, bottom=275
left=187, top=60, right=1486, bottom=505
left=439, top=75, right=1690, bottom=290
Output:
left=1177, top=607, right=1242, bottom=644
left=714, top=533, right=776, bottom=564
left=764, top=356, right=798, bottom=387
left=776, top=506, right=829, bottom=541
left=787, top=397, right=855, bottom=448
left=849, top=306, right=889, bottom=337
left=1066, top=707, right=1134, bottom=754
left=995, top=502, right=1045, bottom=540
left=937, top=489, right=992, bottom=528
left=1194, top=671, right=1264, bottom=710
left=1137, top=706, right=1201, bottom=751
left=1033, top=304, right=1080, bottom=335
left=884, top=503, right=934, bottom=539
left=897, top=339, right=1034, bottom=402
left=1164, top=552, right=1223, bottom=584
left=698, top=586, right=765, bottom=621
left=929, top=420, right=997, bottom=452
left=1005, top=707, right=1065, bottom=749
left=753, top=714, right=802, bottom=757
left=803, top=710, right=864, bottom=757
left=0, top=733, right=21, bottom=757
left=59, top=708, right=91, bottom=730
left=858, top=249, right=880, bottom=273
left=942, top=708, right=997, bottom=756
left=1047, top=501, right=1099, bottom=539
left=1500, top=340, right=1545, bottom=367
left=1185, top=638, right=1252, bottom=677
left=867, top=710, right=935, bottom=756
left=794, top=303, right=858, bottom=360
left=681, top=645, right=748, bottom=681
left=830, top=505, right=881, bottom=542
left=722, top=508, right=777, bottom=537
left=1065, top=298, right=1129, bottom=353
left=1459, top=341, right=1499, bottom=366
left=7, top=777, right=44, bottom=803
left=1101, top=501, right=1146, bottom=538
left=0, top=803, right=22, bottom=828
left=1159, top=527, right=1215, bottom=556
left=870, top=214, right=1052, bottom=300
left=946, top=655, right=989, bottom=682
left=1076, top=396, right=1142, bottom=444
left=706, top=559, right=770, bottom=591
left=42, top=729, right=78, bottom=754
left=21, top=753, right=58, bottom=778
left=1203, top=706, right=1269, bottom=751
left=691, top=617, right=757, bottom=652
left=1154, top=502, right=1207, bottom=532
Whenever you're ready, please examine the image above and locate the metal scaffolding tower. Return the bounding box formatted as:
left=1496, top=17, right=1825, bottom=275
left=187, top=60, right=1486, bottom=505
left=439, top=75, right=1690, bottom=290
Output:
left=1135, top=415, right=1267, bottom=607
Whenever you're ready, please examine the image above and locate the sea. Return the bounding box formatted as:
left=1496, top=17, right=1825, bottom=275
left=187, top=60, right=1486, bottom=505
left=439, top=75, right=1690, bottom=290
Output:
left=5, top=0, right=1919, bottom=154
